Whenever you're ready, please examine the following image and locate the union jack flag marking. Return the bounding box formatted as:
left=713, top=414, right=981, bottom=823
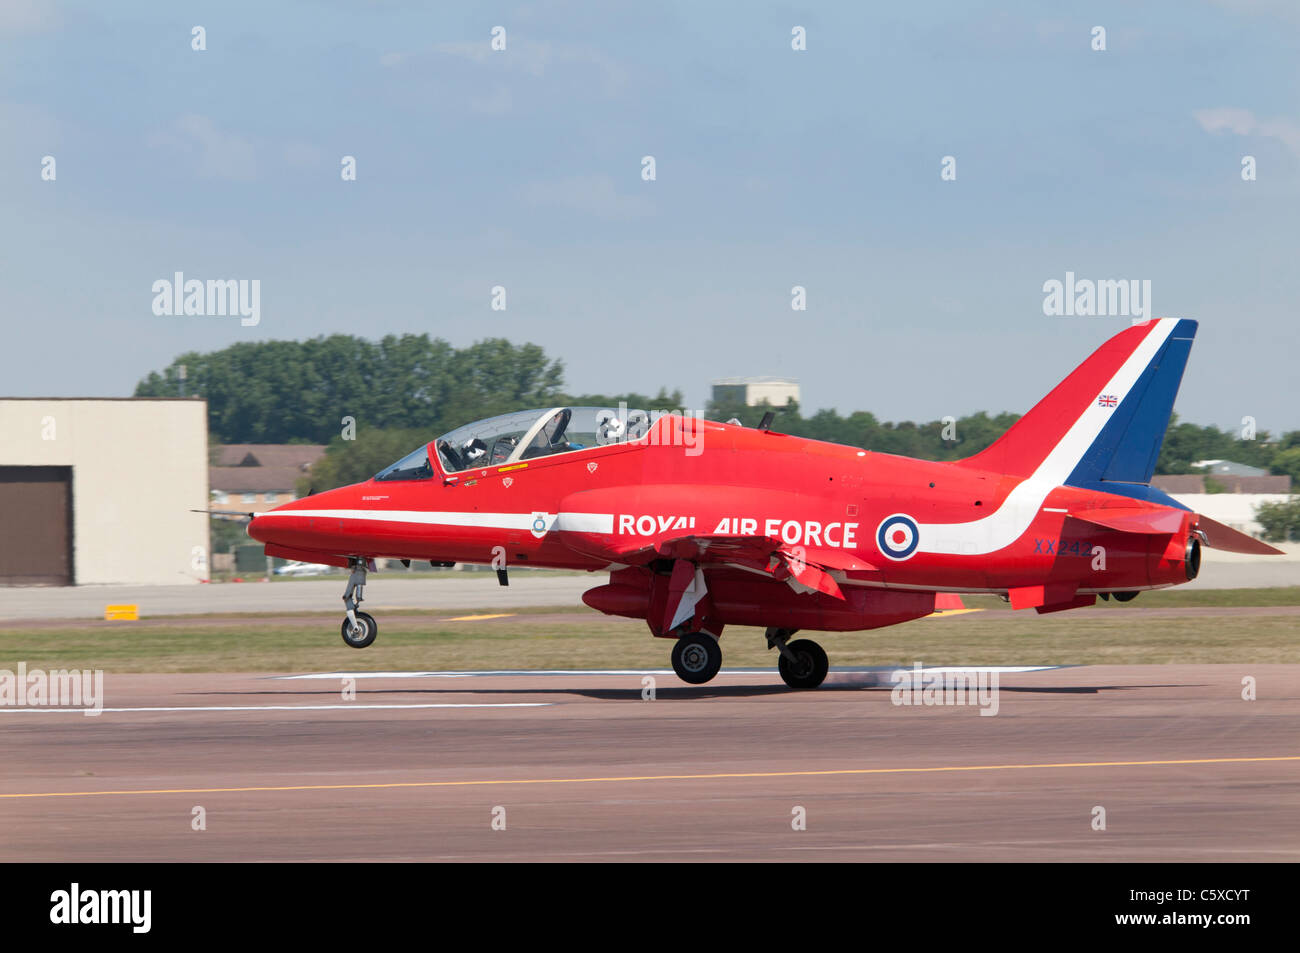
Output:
left=1097, top=394, right=1118, bottom=407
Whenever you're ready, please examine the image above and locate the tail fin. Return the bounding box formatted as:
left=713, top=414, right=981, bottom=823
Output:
left=959, top=318, right=1198, bottom=497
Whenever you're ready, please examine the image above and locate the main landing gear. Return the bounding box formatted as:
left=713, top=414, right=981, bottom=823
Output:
left=666, top=627, right=829, bottom=690
left=767, top=627, right=829, bottom=690
left=670, top=632, right=722, bottom=684
left=340, top=558, right=378, bottom=649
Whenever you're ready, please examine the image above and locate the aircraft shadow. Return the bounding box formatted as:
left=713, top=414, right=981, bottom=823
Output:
left=179, top=682, right=1195, bottom=701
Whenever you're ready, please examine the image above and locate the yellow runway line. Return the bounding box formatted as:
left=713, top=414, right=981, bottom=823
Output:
left=440, top=613, right=516, bottom=622
left=3, top=755, right=1297, bottom=800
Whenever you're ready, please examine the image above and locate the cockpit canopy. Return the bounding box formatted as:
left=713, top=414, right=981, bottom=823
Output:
left=372, top=406, right=663, bottom=481
left=373, top=445, right=434, bottom=482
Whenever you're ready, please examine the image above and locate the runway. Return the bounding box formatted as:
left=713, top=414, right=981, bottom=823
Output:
left=3, top=543, right=1297, bottom=622
left=2, top=665, right=1297, bottom=861
left=0, top=572, right=594, bottom=622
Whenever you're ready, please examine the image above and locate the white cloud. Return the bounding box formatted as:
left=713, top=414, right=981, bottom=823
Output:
left=381, top=38, right=626, bottom=96
left=282, top=140, right=324, bottom=169
left=148, top=114, right=257, bottom=181
left=0, top=0, right=59, bottom=35
left=522, top=174, right=655, bottom=220
left=1207, top=0, right=1300, bottom=23
left=468, top=86, right=513, bottom=115
left=0, top=103, right=61, bottom=180
left=1194, top=107, right=1300, bottom=158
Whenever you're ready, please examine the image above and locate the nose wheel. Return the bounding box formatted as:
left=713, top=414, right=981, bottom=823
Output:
left=671, top=632, right=722, bottom=684
left=340, top=558, right=378, bottom=648
left=341, top=611, right=378, bottom=648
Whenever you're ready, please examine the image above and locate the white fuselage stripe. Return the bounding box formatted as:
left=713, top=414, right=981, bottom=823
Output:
left=255, top=509, right=614, bottom=534
left=915, top=319, right=1178, bottom=556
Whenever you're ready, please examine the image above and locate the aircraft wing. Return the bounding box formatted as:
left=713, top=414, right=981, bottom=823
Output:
left=605, top=533, right=879, bottom=600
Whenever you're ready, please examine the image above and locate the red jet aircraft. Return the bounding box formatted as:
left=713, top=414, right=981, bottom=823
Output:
left=247, top=317, right=1281, bottom=688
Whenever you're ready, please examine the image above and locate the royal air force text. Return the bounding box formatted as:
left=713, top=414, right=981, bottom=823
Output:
left=617, top=515, right=859, bottom=548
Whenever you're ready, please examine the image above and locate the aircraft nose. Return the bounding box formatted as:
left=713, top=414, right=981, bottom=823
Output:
left=247, top=486, right=351, bottom=548
left=247, top=494, right=307, bottom=545
left=246, top=510, right=276, bottom=545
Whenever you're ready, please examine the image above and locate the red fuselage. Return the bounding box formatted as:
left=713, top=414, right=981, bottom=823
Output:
left=248, top=415, right=1197, bottom=635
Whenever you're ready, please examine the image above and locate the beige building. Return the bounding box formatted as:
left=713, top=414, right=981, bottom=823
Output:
left=209, top=444, right=325, bottom=514
left=0, top=398, right=209, bottom=586
left=1152, top=473, right=1292, bottom=537
left=711, top=377, right=801, bottom=408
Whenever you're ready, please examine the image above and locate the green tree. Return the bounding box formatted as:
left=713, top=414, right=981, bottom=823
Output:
left=1255, top=497, right=1300, bottom=542
left=1155, top=413, right=1277, bottom=474
left=1268, top=447, right=1300, bottom=484
left=136, top=335, right=565, bottom=443
left=209, top=516, right=250, bottom=555
left=297, top=428, right=433, bottom=495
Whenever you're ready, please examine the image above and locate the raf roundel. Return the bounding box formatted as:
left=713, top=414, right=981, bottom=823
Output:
left=876, top=513, right=920, bottom=561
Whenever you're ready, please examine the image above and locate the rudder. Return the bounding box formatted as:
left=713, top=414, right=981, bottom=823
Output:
left=958, top=319, right=1198, bottom=497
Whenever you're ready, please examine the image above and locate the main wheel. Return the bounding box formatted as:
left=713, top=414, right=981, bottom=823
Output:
left=778, top=638, right=828, bottom=689
left=341, top=611, right=378, bottom=648
left=1112, top=591, right=1139, bottom=603
left=671, top=632, right=722, bottom=685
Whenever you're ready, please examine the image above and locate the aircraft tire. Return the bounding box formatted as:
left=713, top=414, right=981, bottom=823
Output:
left=1111, top=591, right=1139, bottom=603
left=778, top=638, right=828, bottom=689
left=671, top=632, right=722, bottom=685
left=341, top=611, right=378, bottom=648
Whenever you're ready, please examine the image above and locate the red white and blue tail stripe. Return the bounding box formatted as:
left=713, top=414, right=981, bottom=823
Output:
left=959, top=318, right=1197, bottom=507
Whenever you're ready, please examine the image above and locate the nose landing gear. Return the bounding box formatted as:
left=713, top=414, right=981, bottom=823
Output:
left=340, top=558, right=378, bottom=648
left=341, top=612, right=378, bottom=648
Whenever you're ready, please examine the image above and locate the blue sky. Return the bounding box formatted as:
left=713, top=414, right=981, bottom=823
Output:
left=3, top=0, right=1299, bottom=433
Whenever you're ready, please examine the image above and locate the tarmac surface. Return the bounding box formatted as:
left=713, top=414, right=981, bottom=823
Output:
left=0, top=572, right=595, bottom=621
left=2, top=664, right=1297, bottom=861
left=2, top=545, right=1298, bottom=623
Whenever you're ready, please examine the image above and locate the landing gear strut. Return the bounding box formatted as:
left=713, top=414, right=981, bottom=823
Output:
left=340, top=558, right=378, bottom=648
left=767, top=627, right=828, bottom=689
left=670, top=632, right=722, bottom=684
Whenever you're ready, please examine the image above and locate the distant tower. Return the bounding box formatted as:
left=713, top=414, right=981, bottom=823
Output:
left=711, top=377, right=800, bottom=407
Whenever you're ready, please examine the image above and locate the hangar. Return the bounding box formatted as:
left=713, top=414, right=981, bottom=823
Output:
left=0, top=399, right=209, bottom=586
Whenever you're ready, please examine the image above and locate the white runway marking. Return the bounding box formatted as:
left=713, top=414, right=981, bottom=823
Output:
left=275, top=669, right=761, bottom=680
left=0, top=703, right=551, bottom=714
left=272, top=666, right=1063, bottom=680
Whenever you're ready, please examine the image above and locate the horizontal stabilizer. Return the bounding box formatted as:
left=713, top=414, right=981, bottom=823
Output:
left=1067, top=507, right=1186, bottom=535
left=1196, top=516, right=1285, bottom=555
